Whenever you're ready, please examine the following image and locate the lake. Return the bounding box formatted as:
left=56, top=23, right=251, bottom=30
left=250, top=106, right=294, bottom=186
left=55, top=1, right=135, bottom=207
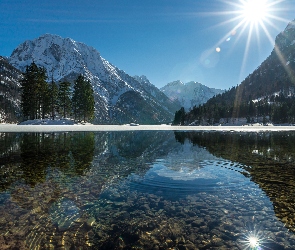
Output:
left=1, top=130, right=295, bottom=249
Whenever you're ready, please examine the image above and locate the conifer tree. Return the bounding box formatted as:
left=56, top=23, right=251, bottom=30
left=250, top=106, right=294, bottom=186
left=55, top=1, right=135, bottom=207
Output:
left=173, top=107, right=186, bottom=125
left=39, top=68, right=50, bottom=119
left=48, top=76, right=58, bottom=120
left=20, top=62, right=39, bottom=120
left=83, top=79, right=95, bottom=121
left=58, top=81, right=72, bottom=118
left=20, top=62, right=48, bottom=120
left=72, top=74, right=95, bottom=122
left=72, top=75, right=83, bottom=121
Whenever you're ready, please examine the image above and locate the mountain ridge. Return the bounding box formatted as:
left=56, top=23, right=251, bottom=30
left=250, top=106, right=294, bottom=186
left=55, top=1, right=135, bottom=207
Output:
left=161, top=80, right=224, bottom=110
left=9, top=34, right=181, bottom=124
left=177, top=19, right=295, bottom=125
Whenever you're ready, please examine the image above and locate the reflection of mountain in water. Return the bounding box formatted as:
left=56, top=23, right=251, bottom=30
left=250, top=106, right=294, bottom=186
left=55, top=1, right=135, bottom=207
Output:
left=91, top=131, right=180, bottom=175
left=175, top=131, right=295, bottom=233
left=1, top=131, right=179, bottom=191
left=1, top=131, right=295, bottom=249
left=0, top=131, right=181, bottom=249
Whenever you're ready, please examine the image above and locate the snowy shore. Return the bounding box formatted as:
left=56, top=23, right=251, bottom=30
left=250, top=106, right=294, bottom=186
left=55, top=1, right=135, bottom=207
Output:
left=1, top=124, right=295, bottom=133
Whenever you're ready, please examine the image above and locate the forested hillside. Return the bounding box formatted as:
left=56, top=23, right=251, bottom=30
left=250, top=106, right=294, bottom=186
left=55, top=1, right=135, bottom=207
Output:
left=174, top=20, right=295, bottom=125
left=0, top=56, right=22, bottom=123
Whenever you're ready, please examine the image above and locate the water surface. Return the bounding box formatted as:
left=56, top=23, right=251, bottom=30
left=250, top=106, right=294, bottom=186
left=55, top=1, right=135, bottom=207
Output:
left=1, top=131, right=295, bottom=249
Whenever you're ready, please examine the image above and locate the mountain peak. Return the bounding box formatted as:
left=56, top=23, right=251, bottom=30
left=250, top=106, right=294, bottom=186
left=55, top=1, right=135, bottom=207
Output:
left=8, top=34, right=180, bottom=124
left=39, top=33, right=62, bottom=40
left=185, top=81, right=201, bottom=87
left=285, top=19, right=295, bottom=31
left=165, top=80, right=184, bottom=87
left=160, top=80, right=225, bottom=110
left=133, top=75, right=151, bottom=84
left=9, top=34, right=104, bottom=81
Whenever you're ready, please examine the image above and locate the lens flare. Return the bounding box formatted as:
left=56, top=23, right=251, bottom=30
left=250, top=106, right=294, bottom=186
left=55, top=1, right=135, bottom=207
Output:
left=201, top=0, right=292, bottom=83
left=200, top=49, right=220, bottom=68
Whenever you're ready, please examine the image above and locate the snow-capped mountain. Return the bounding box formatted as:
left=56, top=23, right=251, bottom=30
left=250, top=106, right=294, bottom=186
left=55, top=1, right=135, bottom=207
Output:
left=9, top=34, right=180, bottom=124
left=0, top=56, right=22, bottom=123
left=160, top=80, right=225, bottom=110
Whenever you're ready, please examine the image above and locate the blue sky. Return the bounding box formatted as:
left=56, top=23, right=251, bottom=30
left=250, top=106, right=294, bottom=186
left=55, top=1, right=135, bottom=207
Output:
left=0, top=0, right=294, bottom=89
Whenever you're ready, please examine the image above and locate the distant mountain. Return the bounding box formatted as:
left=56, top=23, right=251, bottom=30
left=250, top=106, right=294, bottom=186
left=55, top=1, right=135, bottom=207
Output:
left=9, top=34, right=180, bottom=124
left=160, top=80, right=224, bottom=110
left=0, top=56, right=22, bottom=123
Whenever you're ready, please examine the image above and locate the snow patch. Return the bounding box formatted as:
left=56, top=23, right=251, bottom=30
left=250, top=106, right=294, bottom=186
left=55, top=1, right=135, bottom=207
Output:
left=18, top=118, right=92, bottom=125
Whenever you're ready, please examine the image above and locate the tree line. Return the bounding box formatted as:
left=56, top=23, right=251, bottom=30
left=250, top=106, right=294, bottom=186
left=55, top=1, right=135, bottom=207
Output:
left=20, top=62, right=95, bottom=122
left=0, top=58, right=22, bottom=122
left=173, top=86, right=295, bottom=125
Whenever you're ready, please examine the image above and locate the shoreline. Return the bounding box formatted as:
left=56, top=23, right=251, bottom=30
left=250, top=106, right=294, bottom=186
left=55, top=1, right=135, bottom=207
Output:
left=1, top=124, right=295, bottom=132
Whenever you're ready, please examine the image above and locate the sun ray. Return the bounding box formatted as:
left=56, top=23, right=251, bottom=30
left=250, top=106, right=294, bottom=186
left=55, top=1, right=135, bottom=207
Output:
left=265, top=14, right=292, bottom=25
left=231, top=20, right=249, bottom=47
left=197, top=0, right=294, bottom=91
left=209, top=20, right=247, bottom=55
left=208, top=0, right=294, bottom=86
left=240, top=22, right=254, bottom=79
left=211, top=14, right=245, bottom=28
left=260, top=21, right=276, bottom=45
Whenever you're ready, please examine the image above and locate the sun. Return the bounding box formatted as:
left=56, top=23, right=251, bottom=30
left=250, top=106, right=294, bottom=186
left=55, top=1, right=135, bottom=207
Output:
left=205, top=0, right=289, bottom=56
left=197, top=0, right=293, bottom=83
left=241, top=0, right=269, bottom=23
left=203, top=0, right=291, bottom=82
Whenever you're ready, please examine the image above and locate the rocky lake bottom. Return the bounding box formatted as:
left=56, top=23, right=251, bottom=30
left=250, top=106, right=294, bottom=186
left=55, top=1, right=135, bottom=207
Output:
left=1, top=130, right=295, bottom=249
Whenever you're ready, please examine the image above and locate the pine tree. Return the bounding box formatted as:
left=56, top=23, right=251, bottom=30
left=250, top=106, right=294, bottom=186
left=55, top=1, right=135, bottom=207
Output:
left=38, top=67, right=50, bottom=119
left=173, top=107, right=186, bottom=125
left=20, top=62, right=49, bottom=120
left=48, top=76, right=58, bottom=120
left=72, top=75, right=95, bottom=122
left=83, top=79, right=95, bottom=122
left=58, top=81, right=72, bottom=118
left=72, top=75, right=83, bottom=121
left=20, top=62, right=39, bottom=120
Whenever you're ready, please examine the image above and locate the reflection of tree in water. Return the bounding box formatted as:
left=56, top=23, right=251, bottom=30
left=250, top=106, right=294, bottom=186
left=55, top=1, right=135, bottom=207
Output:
left=0, top=133, right=22, bottom=191
left=20, top=132, right=95, bottom=186
left=175, top=131, right=295, bottom=233
left=70, top=133, right=95, bottom=175
left=1, top=131, right=177, bottom=192
left=0, top=133, right=19, bottom=156
left=0, top=132, right=96, bottom=248
left=0, top=131, right=183, bottom=249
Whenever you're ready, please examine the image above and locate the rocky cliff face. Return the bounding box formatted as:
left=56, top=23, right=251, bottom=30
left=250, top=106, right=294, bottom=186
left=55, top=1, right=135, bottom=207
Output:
left=160, top=80, right=224, bottom=110
left=9, top=34, right=180, bottom=124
